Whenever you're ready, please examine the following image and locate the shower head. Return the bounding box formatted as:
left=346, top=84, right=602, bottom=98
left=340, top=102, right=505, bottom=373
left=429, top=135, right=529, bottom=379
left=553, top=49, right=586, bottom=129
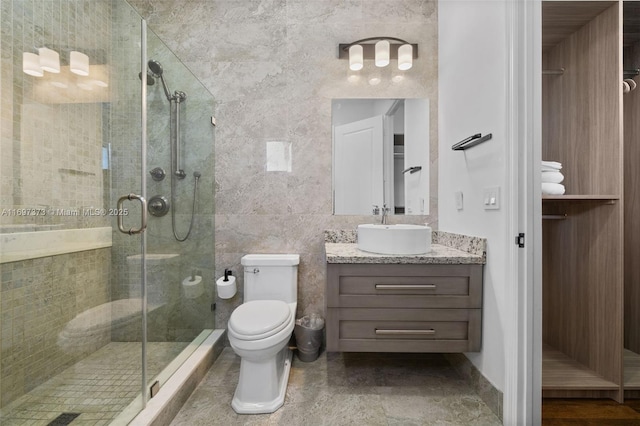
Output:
left=148, top=60, right=164, bottom=78
left=193, top=171, right=201, bottom=179
left=148, top=60, right=173, bottom=101
left=138, top=71, right=155, bottom=85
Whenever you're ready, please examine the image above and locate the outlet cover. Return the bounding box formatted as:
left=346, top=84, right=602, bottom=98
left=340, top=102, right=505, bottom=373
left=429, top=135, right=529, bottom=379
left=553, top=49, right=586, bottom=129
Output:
left=455, top=191, right=464, bottom=210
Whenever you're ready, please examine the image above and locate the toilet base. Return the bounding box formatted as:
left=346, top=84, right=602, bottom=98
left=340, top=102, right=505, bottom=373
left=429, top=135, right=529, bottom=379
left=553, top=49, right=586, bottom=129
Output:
left=231, top=347, right=292, bottom=414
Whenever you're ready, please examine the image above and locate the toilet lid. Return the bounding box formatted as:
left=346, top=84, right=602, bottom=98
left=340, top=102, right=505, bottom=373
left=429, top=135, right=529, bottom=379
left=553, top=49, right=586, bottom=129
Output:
left=228, top=300, right=292, bottom=340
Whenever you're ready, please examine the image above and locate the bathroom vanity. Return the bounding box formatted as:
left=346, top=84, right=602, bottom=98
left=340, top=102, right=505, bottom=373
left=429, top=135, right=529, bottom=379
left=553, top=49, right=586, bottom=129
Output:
left=324, top=231, right=486, bottom=353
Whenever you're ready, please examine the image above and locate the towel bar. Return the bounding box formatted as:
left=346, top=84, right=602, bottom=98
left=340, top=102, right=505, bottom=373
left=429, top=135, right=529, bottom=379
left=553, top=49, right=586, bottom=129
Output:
left=452, top=133, right=492, bottom=151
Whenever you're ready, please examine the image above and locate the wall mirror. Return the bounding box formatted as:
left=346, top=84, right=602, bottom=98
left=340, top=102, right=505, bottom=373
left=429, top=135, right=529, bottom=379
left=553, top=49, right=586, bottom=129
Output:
left=332, top=98, right=429, bottom=215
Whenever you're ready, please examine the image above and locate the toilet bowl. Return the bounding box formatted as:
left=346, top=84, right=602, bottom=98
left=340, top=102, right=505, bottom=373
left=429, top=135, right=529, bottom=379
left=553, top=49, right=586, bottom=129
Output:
left=227, top=254, right=299, bottom=414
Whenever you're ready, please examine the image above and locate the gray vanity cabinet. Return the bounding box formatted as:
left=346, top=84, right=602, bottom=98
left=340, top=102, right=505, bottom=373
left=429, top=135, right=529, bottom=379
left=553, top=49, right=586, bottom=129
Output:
left=325, top=263, right=483, bottom=353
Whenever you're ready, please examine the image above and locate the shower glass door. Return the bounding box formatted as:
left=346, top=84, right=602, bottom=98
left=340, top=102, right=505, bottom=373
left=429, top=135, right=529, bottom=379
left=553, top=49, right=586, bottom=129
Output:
left=0, top=1, right=214, bottom=423
left=131, top=18, right=215, bottom=412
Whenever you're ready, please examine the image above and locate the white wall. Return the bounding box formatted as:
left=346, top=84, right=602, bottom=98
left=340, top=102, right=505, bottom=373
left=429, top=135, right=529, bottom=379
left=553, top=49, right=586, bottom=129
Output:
left=438, top=0, right=509, bottom=392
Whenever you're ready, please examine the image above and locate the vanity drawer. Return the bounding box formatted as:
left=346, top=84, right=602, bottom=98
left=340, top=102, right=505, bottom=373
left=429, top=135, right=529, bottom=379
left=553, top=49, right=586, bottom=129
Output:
left=340, top=320, right=468, bottom=340
left=326, top=308, right=482, bottom=353
left=327, top=263, right=483, bottom=309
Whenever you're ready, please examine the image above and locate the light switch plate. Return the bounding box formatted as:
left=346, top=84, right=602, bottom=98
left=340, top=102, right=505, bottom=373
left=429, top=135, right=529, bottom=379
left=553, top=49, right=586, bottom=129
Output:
left=483, top=186, right=500, bottom=210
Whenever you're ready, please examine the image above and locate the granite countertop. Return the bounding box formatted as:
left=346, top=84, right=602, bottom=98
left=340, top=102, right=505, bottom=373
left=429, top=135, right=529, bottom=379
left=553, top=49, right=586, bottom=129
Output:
left=324, top=229, right=486, bottom=265
left=324, top=243, right=485, bottom=264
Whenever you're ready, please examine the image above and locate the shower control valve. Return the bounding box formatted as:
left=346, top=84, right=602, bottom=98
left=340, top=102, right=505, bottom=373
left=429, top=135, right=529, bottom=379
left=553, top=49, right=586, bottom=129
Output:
left=148, top=195, right=170, bottom=217
left=150, top=167, right=166, bottom=181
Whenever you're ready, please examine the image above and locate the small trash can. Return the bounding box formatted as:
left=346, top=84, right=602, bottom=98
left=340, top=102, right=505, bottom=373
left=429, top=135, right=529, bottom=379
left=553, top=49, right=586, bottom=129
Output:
left=294, top=313, right=325, bottom=362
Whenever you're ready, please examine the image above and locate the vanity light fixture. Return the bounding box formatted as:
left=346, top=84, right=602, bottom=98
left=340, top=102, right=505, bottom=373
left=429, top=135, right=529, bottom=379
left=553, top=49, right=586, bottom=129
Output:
left=339, top=37, right=418, bottom=71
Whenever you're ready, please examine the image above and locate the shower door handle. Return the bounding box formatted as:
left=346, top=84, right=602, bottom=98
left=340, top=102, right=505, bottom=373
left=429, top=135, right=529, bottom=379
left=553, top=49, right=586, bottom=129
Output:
left=117, top=194, right=148, bottom=235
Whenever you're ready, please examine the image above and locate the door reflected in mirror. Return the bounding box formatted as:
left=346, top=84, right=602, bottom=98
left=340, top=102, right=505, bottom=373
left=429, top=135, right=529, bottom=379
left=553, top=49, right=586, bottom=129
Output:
left=332, top=98, right=429, bottom=215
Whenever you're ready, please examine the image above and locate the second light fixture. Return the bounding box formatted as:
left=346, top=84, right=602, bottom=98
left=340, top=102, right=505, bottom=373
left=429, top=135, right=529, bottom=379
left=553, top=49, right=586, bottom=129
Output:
left=339, top=37, right=418, bottom=71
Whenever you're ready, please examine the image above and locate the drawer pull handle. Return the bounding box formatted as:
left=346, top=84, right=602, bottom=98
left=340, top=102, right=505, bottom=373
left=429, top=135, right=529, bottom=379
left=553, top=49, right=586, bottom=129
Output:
left=375, top=329, right=436, bottom=335
left=375, top=284, right=437, bottom=290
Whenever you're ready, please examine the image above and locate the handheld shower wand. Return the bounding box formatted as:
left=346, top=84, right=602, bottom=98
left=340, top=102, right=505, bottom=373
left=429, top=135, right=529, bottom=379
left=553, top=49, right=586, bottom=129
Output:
left=147, top=60, right=186, bottom=179
left=147, top=59, right=198, bottom=241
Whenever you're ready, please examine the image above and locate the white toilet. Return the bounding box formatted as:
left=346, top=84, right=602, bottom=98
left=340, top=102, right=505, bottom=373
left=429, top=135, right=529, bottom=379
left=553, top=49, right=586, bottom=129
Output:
left=227, top=254, right=299, bottom=414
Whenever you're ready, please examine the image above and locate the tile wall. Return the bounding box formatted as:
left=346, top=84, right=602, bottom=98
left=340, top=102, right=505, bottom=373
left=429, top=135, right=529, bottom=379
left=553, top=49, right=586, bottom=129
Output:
left=0, top=0, right=112, bottom=231
left=129, top=0, right=440, bottom=329
left=0, top=0, right=217, bottom=409
left=0, top=249, right=111, bottom=407
left=0, top=0, right=113, bottom=407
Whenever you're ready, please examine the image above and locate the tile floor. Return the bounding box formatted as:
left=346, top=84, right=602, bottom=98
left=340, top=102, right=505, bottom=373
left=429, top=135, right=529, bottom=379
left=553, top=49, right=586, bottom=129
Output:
left=170, top=348, right=502, bottom=425
left=0, top=342, right=188, bottom=425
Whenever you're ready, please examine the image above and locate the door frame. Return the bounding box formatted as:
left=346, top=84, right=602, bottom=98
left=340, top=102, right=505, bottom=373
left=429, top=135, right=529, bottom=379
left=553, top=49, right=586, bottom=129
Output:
left=503, top=0, right=542, bottom=424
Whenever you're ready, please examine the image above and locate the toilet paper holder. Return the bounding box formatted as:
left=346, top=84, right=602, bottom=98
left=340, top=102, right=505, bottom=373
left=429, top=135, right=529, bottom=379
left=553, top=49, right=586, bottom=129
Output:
left=217, top=268, right=237, bottom=299
left=223, top=268, right=233, bottom=280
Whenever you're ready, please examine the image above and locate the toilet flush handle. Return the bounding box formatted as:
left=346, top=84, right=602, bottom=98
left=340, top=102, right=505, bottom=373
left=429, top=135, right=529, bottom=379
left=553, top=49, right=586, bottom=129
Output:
left=246, top=268, right=260, bottom=274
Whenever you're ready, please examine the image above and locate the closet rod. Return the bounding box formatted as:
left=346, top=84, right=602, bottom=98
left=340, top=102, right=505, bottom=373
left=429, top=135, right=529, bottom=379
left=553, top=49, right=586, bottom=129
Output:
left=624, top=69, right=640, bottom=76
left=543, top=68, right=564, bottom=75
left=542, top=214, right=567, bottom=220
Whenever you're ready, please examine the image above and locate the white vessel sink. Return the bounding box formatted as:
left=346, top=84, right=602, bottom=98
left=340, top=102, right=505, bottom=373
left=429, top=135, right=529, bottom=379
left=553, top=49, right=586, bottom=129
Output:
left=357, top=224, right=432, bottom=255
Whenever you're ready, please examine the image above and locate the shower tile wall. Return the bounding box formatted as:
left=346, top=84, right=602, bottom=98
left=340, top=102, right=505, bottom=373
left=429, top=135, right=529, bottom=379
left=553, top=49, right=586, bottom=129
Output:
left=0, top=0, right=113, bottom=408
left=0, top=249, right=111, bottom=407
left=129, top=0, right=439, bottom=329
left=1, top=0, right=215, bottom=410
left=0, top=0, right=111, bottom=230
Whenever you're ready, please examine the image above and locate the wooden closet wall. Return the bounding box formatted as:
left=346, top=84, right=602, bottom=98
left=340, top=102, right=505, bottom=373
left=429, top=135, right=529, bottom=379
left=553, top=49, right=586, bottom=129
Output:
left=623, top=1, right=640, bottom=398
left=542, top=0, right=624, bottom=402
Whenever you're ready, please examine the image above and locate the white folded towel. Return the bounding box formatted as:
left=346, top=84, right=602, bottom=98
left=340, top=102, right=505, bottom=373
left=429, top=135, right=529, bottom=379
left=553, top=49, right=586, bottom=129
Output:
left=542, top=182, right=565, bottom=195
left=541, top=171, right=564, bottom=184
left=542, top=160, right=562, bottom=171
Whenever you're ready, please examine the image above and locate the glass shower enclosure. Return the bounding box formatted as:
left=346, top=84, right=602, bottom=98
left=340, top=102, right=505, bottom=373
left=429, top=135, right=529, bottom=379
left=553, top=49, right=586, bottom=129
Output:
left=0, top=0, right=215, bottom=423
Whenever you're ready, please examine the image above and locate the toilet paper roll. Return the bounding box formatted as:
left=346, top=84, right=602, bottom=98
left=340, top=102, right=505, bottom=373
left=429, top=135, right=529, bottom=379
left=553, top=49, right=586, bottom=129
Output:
left=182, top=275, right=204, bottom=299
left=216, top=275, right=237, bottom=299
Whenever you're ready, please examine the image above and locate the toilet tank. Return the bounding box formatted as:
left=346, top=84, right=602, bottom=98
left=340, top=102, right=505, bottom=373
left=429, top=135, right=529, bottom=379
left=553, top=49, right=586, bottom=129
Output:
left=241, top=254, right=299, bottom=302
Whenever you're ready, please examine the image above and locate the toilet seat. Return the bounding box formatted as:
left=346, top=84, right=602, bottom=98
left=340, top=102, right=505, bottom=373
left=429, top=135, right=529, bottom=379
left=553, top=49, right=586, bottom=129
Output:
left=228, top=300, right=292, bottom=341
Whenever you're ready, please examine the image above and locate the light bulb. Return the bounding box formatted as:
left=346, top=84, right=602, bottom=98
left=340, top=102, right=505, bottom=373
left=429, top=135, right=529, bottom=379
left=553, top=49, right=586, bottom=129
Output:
left=70, top=51, right=89, bottom=76
left=398, top=44, right=413, bottom=70
left=349, top=45, right=363, bottom=71
left=23, top=52, right=43, bottom=77
left=375, top=40, right=390, bottom=67
left=39, top=47, right=60, bottom=73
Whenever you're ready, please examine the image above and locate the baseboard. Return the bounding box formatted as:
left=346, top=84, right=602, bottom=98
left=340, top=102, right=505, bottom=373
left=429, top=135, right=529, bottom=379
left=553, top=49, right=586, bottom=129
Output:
left=445, top=353, right=503, bottom=422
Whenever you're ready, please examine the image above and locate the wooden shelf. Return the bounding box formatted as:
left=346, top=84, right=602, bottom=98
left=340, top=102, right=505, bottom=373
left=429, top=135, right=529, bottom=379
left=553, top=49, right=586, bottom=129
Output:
left=543, top=346, right=620, bottom=391
left=542, top=195, right=619, bottom=202
left=624, top=350, right=640, bottom=389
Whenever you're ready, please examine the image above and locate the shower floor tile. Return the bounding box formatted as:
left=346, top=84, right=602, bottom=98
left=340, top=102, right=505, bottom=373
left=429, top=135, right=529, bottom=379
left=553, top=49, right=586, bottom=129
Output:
left=170, top=348, right=502, bottom=426
left=0, top=341, right=188, bottom=426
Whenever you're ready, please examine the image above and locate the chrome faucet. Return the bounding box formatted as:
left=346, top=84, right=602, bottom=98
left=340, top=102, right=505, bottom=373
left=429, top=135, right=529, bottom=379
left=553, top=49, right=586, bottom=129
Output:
left=381, top=204, right=389, bottom=225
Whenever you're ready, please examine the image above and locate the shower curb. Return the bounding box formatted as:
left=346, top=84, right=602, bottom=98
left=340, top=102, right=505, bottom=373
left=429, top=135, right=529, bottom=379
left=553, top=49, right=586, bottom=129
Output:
left=128, top=329, right=225, bottom=426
